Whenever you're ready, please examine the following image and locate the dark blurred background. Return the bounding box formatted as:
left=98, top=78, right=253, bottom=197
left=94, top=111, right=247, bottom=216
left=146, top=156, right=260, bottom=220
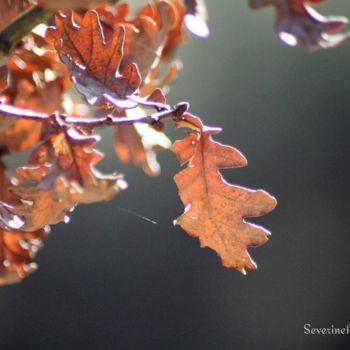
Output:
left=1, top=1, right=350, bottom=349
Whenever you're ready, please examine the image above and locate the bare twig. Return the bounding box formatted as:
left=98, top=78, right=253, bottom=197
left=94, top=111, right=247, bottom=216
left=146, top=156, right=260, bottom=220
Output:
left=61, top=103, right=189, bottom=128
left=0, top=6, right=54, bottom=60
left=0, top=102, right=189, bottom=128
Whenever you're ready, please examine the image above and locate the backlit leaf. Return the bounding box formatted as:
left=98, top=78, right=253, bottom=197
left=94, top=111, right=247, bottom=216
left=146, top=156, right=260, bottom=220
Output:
left=0, top=227, right=48, bottom=285
left=9, top=125, right=126, bottom=231
left=46, top=10, right=142, bottom=109
left=173, top=114, right=276, bottom=273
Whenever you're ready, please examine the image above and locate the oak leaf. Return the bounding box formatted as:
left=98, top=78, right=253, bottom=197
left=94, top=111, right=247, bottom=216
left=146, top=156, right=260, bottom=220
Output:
left=249, top=0, right=350, bottom=49
left=172, top=114, right=276, bottom=273
left=0, top=227, right=48, bottom=285
left=0, top=161, right=48, bottom=285
left=89, top=1, right=178, bottom=77
left=46, top=10, right=142, bottom=109
left=118, top=1, right=177, bottom=81
left=8, top=124, right=126, bottom=231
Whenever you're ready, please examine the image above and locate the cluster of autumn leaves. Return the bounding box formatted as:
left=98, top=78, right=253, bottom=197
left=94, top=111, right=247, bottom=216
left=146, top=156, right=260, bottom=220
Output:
left=1, top=0, right=344, bottom=285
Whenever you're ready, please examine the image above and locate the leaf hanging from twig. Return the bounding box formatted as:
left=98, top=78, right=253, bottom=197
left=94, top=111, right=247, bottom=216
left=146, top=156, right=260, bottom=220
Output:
left=46, top=10, right=142, bottom=109
left=8, top=124, right=126, bottom=232
left=172, top=114, right=276, bottom=273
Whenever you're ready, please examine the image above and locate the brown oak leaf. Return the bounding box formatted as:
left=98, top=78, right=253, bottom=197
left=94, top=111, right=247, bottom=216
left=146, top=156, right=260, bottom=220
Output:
left=90, top=1, right=179, bottom=76
left=0, top=161, right=48, bottom=285
left=46, top=10, right=142, bottom=109
left=125, top=0, right=177, bottom=76
left=8, top=124, right=126, bottom=231
left=46, top=1, right=182, bottom=110
left=249, top=0, right=350, bottom=49
left=0, top=227, right=48, bottom=285
left=172, top=114, right=276, bottom=273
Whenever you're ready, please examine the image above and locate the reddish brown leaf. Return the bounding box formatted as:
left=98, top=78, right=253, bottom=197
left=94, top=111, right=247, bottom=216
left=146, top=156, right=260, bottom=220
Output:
left=46, top=10, right=142, bottom=109
left=249, top=0, right=350, bottom=49
left=122, top=0, right=177, bottom=78
left=92, top=1, right=179, bottom=75
left=8, top=126, right=126, bottom=231
left=0, top=227, right=48, bottom=285
left=172, top=115, right=276, bottom=273
left=46, top=1, right=183, bottom=110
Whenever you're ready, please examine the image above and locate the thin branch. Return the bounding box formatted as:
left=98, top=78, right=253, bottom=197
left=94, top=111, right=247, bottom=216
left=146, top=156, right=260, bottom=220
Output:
left=61, top=103, right=189, bottom=128
left=0, top=104, right=48, bottom=120
left=0, top=102, right=189, bottom=128
left=0, top=6, right=54, bottom=60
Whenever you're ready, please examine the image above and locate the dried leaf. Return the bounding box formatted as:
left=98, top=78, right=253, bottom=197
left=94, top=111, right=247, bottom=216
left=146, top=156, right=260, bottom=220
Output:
left=172, top=114, right=276, bottom=273
left=9, top=125, right=127, bottom=231
left=0, top=160, right=47, bottom=285
left=0, top=227, right=48, bottom=285
left=249, top=0, right=350, bottom=49
left=46, top=10, right=141, bottom=109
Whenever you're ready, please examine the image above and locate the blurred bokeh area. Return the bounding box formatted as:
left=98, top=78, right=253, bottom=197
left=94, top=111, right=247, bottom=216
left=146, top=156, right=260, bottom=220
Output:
left=1, top=1, right=350, bottom=349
